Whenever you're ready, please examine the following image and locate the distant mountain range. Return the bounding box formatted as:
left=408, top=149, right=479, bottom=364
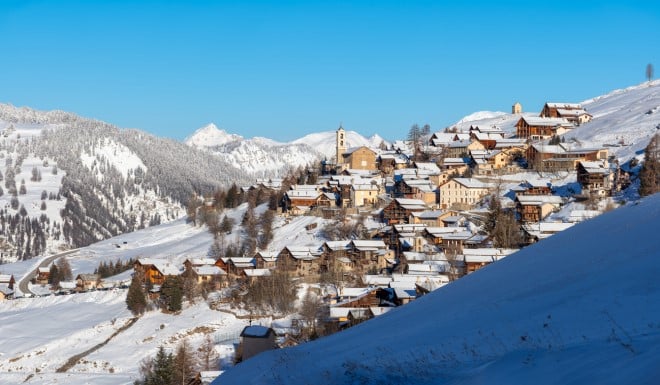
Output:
left=184, top=123, right=388, bottom=175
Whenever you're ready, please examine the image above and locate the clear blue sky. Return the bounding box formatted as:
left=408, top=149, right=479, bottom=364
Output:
left=1, top=1, right=658, bottom=142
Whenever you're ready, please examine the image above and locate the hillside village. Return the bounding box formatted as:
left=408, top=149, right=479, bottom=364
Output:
left=0, top=82, right=657, bottom=384
left=2, top=101, right=642, bottom=321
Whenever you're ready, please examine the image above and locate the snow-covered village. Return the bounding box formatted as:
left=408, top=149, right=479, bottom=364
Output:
left=1, top=2, right=660, bottom=384
left=0, top=79, right=658, bottom=384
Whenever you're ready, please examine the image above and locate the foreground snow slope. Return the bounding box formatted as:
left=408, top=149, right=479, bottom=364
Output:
left=214, top=194, right=660, bottom=385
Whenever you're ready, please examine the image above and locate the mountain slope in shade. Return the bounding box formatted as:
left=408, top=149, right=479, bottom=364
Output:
left=213, top=194, right=660, bottom=385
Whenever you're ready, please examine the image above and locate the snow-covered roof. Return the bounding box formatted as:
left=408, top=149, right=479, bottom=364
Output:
left=516, top=195, right=563, bottom=205
left=520, top=116, right=572, bottom=127
left=241, top=325, right=273, bottom=338
left=351, top=240, right=386, bottom=250
left=446, top=178, right=491, bottom=189
left=194, top=265, right=226, bottom=276
left=243, top=268, right=271, bottom=277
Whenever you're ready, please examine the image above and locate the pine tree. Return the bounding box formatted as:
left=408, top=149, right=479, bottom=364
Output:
left=142, top=346, right=174, bottom=385
left=639, top=134, right=660, bottom=197
left=161, top=276, right=184, bottom=312
left=126, top=274, right=147, bottom=316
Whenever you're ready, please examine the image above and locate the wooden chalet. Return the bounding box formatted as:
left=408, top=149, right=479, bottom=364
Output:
left=254, top=251, right=278, bottom=269
left=349, top=240, right=391, bottom=274
left=515, top=195, right=564, bottom=223
left=540, top=102, right=592, bottom=125
left=381, top=198, right=427, bottom=225
left=134, top=258, right=181, bottom=286
left=76, top=274, right=100, bottom=292
left=215, top=257, right=255, bottom=277
left=515, top=116, right=573, bottom=140
left=526, top=143, right=608, bottom=172
left=276, top=246, right=322, bottom=277
left=409, top=209, right=458, bottom=227
left=522, top=222, right=575, bottom=244
left=36, top=267, right=50, bottom=285
left=577, top=161, right=612, bottom=197
left=462, top=248, right=517, bottom=274
left=239, top=325, right=278, bottom=361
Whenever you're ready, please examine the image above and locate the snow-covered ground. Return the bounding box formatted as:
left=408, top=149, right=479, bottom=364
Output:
left=213, top=194, right=660, bottom=385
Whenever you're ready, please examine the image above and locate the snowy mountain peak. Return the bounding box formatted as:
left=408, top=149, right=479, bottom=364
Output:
left=184, top=123, right=243, bottom=148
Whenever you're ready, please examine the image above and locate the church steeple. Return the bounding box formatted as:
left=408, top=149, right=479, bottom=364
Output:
left=336, top=124, right=346, bottom=165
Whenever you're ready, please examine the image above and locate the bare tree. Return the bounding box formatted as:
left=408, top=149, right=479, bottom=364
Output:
left=647, top=63, right=654, bottom=82
left=198, top=334, right=220, bottom=371
left=173, top=339, right=198, bottom=385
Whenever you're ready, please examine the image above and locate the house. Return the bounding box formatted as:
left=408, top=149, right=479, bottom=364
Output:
left=515, top=195, right=564, bottom=223
left=470, top=150, right=514, bottom=175
left=438, top=178, right=491, bottom=209
left=0, top=284, right=13, bottom=300
left=526, top=143, right=608, bottom=172
left=183, top=258, right=216, bottom=271
left=0, top=274, right=15, bottom=290
left=239, top=325, right=278, bottom=361
left=577, top=161, right=612, bottom=196
left=377, top=152, right=409, bottom=174
left=381, top=198, right=428, bottom=225
left=254, top=251, right=278, bottom=269
left=349, top=240, right=391, bottom=274
left=36, top=267, right=50, bottom=285
left=513, top=179, right=553, bottom=196
left=242, top=269, right=271, bottom=285
left=394, top=178, right=437, bottom=205
left=444, top=139, right=486, bottom=158
left=76, top=274, right=100, bottom=292
left=134, top=258, right=181, bottom=286
left=282, top=189, right=320, bottom=214
left=276, top=246, right=322, bottom=277
left=350, top=183, right=380, bottom=207
left=462, top=248, right=517, bottom=274
left=188, top=265, right=226, bottom=287
left=409, top=210, right=458, bottom=227
left=540, top=102, right=592, bottom=125
left=320, top=241, right=352, bottom=275
left=341, top=146, right=377, bottom=171
left=515, top=116, right=573, bottom=140
left=522, top=222, right=575, bottom=243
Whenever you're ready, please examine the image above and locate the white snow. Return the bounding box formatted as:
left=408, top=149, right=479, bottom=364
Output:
left=184, top=123, right=243, bottom=147
left=80, top=139, right=147, bottom=180
left=213, top=194, right=660, bottom=385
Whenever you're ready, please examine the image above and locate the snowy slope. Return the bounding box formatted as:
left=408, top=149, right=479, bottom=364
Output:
left=569, top=80, right=660, bottom=161
left=213, top=194, right=660, bottom=385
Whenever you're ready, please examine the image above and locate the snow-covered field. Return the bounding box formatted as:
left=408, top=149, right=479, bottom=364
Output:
left=214, top=194, right=660, bottom=385
left=0, top=202, right=332, bottom=384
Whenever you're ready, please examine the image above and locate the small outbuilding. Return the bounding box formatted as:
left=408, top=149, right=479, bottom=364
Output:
left=239, top=325, right=277, bottom=361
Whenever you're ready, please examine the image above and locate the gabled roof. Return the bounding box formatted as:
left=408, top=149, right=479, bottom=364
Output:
left=516, top=195, right=563, bottom=205
left=445, top=178, right=491, bottom=189
left=194, top=265, right=226, bottom=276
left=545, top=102, right=582, bottom=109
left=243, top=268, right=271, bottom=277
left=343, top=146, right=376, bottom=156
left=351, top=240, right=387, bottom=250
left=324, top=240, right=351, bottom=251
left=286, top=190, right=320, bottom=199
left=519, top=116, right=572, bottom=127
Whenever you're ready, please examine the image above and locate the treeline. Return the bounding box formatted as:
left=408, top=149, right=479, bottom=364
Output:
left=94, top=257, right=136, bottom=278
